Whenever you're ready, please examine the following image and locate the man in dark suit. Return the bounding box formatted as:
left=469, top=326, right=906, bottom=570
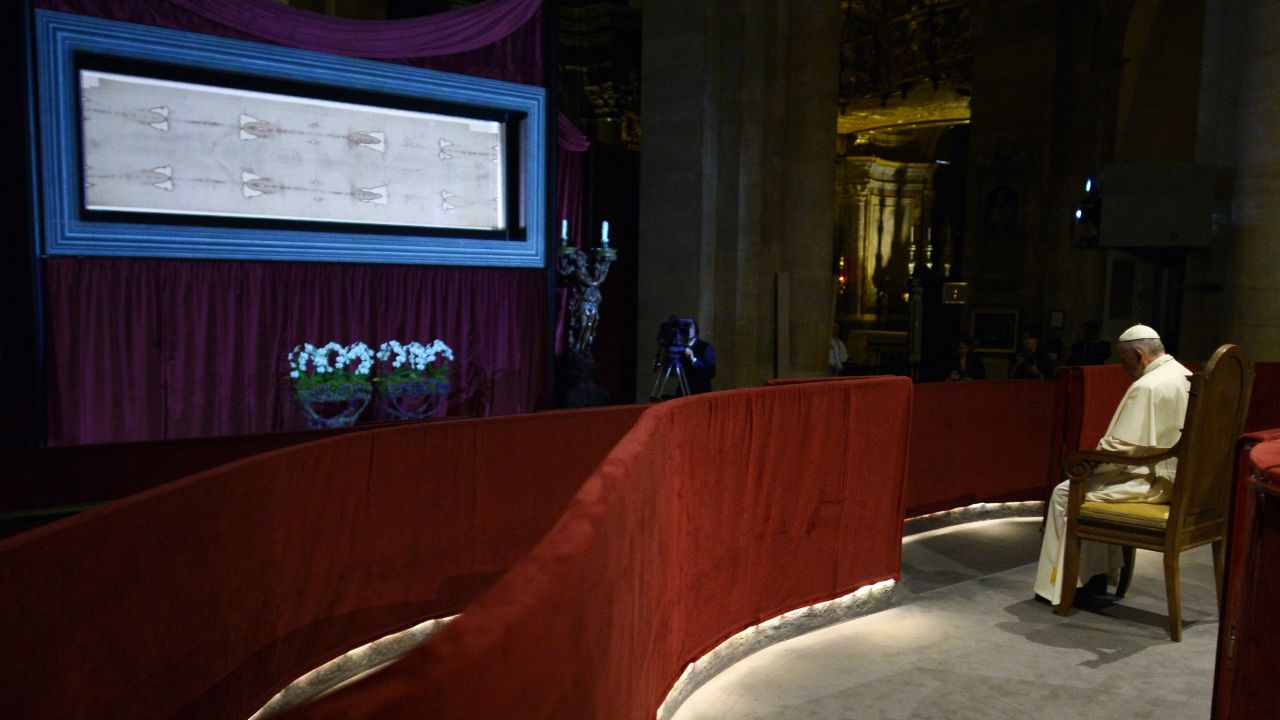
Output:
left=682, top=320, right=717, bottom=394
left=1067, top=319, right=1111, bottom=365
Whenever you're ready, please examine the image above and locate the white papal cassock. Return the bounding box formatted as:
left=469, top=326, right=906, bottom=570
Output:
left=1033, top=353, right=1192, bottom=604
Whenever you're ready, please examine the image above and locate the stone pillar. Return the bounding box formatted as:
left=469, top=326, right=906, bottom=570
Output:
left=638, top=0, right=840, bottom=396
left=1195, top=0, right=1280, bottom=360
left=834, top=164, right=869, bottom=319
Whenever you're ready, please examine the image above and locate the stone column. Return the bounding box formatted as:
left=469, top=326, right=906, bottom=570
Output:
left=637, top=0, right=840, bottom=396
left=1196, top=0, right=1280, bottom=360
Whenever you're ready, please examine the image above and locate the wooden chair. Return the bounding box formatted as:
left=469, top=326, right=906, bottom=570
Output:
left=1055, top=344, right=1254, bottom=640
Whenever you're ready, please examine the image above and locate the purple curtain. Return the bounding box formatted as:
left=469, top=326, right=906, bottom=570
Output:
left=44, top=259, right=546, bottom=445
left=166, top=0, right=540, bottom=58
left=36, top=0, right=554, bottom=445
left=38, top=0, right=544, bottom=83
left=554, top=114, right=591, bottom=356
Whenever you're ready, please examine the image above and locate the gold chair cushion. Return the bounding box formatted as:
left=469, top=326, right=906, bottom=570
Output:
left=1079, top=500, right=1170, bottom=530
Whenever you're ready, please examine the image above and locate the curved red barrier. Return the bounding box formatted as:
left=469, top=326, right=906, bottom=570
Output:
left=765, top=376, right=1058, bottom=515
left=907, top=380, right=1056, bottom=515
left=0, top=405, right=644, bottom=719
left=6, top=363, right=1262, bottom=719
left=290, top=378, right=912, bottom=719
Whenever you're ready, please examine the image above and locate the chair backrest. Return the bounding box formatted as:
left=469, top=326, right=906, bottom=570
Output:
left=1169, top=344, right=1255, bottom=535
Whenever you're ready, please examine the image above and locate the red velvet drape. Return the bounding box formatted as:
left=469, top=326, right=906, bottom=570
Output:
left=1213, top=429, right=1280, bottom=720
left=907, top=379, right=1057, bottom=515
left=292, top=378, right=913, bottom=719
left=0, top=404, right=647, bottom=719
left=766, top=376, right=1059, bottom=515
left=0, top=379, right=912, bottom=719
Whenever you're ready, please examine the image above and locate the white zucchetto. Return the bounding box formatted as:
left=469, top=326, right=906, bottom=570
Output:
left=1118, top=324, right=1161, bottom=342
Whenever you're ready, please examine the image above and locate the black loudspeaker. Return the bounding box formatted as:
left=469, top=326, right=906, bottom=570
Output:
left=1099, top=163, right=1215, bottom=248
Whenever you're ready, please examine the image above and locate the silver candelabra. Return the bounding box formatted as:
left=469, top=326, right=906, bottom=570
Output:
left=557, top=225, right=617, bottom=358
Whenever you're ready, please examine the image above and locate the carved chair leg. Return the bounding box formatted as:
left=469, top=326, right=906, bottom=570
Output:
left=1056, top=538, right=1081, bottom=616
left=1164, top=553, right=1182, bottom=642
left=1115, top=546, right=1136, bottom=598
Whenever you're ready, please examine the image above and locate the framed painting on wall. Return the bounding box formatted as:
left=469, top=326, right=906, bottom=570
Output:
left=971, top=309, right=1018, bottom=354
left=32, top=10, right=548, bottom=268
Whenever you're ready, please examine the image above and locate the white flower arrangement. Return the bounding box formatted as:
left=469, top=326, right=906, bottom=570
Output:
left=287, top=341, right=376, bottom=403
left=375, top=339, right=455, bottom=395
left=375, top=339, right=455, bottom=372
left=287, top=339, right=453, bottom=426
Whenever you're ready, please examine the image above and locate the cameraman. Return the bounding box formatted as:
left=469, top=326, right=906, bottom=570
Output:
left=682, top=319, right=716, bottom=394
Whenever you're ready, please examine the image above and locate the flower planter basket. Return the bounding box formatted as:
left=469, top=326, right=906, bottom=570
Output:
left=287, top=341, right=376, bottom=429
left=377, top=376, right=450, bottom=420
left=292, top=381, right=373, bottom=428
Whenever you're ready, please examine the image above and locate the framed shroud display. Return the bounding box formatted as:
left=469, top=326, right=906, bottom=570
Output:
left=32, top=10, right=548, bottom=268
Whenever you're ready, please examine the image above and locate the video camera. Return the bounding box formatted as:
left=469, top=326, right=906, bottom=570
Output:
left=654, top=316, right=696, bottom=369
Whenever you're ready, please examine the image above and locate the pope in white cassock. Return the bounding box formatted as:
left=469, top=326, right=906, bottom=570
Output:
left=1033, top=323, right=1191, bottom=604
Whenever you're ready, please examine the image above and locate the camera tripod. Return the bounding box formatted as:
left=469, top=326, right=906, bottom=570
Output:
left=648, top=354, right=691, bottom=400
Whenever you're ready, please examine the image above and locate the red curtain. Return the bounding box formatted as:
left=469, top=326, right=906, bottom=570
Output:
left=0, top=404, right=647, bottom=719
left=907, top=379, right=1057, bottom=514
left=292, top=379, right=913, bottom=719
left=0, top=380, right=911, bottom=719
left=766, top=376, right=1058, bottom=515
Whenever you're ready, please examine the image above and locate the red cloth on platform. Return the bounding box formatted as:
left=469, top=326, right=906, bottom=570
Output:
left=291, top=378, right=912, bottom=719
left=765, top=377, right=1057, bottom=515
left=1251, top=435, right=1280, bottom=485
left=907, top=380, right=1056, bottom=515
left=2, top=380, right=914, bottom=719
left=0, top=405, right=643, bottom=719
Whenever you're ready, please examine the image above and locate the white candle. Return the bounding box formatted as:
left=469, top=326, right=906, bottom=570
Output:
left=561, top=219, right=568, bottom=244
left=601, top=220, right=610, bottom=246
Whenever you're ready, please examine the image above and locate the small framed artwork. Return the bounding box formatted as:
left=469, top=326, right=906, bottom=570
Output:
left=941, top=282, right=969, bottom=304
left=971, top=309, right=1018, bottom=353
left=1049, top=309, right=1065, bottom=329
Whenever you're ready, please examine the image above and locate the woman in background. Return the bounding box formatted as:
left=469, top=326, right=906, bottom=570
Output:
left=946, top=335, right=986, bottom=381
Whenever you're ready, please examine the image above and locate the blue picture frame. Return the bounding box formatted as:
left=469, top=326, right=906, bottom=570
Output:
left=31, top=10, right=547, bottom=268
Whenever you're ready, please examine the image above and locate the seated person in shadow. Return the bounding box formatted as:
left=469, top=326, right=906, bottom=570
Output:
left=829, top=324, right=850, bottom=375
left=1067, top=320, right=1112, bottom=365
left=1008, top=326, right=1054, bottom=380
left=1033, top=324, right=1190, bottom=604
left=682, top=319, right=716, bottom=394
left=945, top=335, right=986, bottom=381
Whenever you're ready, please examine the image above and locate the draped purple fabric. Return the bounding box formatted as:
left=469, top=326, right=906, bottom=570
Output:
left=558, top=112, right=592, bottom=153
left=165, top=0, right=540, bottom=59
left=554, top=113, right=591, bottom=356
left=36, top=0, right=552, bottom=445
left=43, top=258, right=546, bottom=445
left=36, top=0, right=545, bottom=84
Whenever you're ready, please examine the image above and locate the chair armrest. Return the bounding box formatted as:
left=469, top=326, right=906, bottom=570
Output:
left=1062, top=443, right=1180, bottom=482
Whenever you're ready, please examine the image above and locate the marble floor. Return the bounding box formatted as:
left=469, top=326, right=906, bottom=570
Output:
left=672, top=517, right=1220, bottom=720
